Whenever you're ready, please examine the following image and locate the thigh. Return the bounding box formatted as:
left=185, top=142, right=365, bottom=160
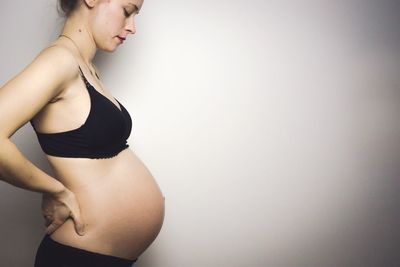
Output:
left=34, top=234, right=138, bottom=267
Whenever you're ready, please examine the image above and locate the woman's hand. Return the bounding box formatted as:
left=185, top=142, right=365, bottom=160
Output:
left=41, top=188, right=86, bottom=236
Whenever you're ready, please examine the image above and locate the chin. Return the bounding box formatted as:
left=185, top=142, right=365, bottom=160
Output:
left=99, top=43, right=118, bottom=52
left=105, top=46, right=117, bottom=52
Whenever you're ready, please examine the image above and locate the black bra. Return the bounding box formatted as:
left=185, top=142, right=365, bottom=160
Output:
left=30, top=66, right=132, bottom=159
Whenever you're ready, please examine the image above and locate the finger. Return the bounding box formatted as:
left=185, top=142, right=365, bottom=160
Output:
left=44, top=219, right=52, bottom=227
left=70, top=211, right=86, bottom=236
left=45, top=222, right=60, bottom=235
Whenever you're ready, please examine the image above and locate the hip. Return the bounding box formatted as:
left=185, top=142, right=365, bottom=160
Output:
left=45, top=148, right=166, bottom=260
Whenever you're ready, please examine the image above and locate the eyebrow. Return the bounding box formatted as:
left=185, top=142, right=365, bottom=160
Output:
left=128, top=3, right=140, bottom=14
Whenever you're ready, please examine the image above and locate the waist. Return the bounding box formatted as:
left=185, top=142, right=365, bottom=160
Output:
left=46, top=148, right=165, bottom=260
left=45, top=148, right=154, bottom=190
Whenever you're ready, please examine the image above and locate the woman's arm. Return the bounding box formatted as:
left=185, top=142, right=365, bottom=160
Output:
left=0, top=139, right=65, bottom=194
left=0, top=45, right=76, bottom=194
left=0, top=45, right=86, bottom=235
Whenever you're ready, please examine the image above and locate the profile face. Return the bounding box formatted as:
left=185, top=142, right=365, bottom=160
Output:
left=90, top=0, right=144, bottom=51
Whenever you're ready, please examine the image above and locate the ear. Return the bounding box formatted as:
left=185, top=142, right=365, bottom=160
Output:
left=83, top=0, right=97, bottom=8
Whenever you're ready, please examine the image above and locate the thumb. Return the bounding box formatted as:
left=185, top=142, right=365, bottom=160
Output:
left=70, top=212, right=86, bottom=236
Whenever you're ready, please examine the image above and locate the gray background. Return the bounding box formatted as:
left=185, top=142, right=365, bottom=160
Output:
left=0, top=0, right=399, bottom=266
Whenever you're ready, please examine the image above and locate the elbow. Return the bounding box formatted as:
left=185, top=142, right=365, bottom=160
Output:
left=0, top=138, right=13, bottom=182
left=0, top=137, right=8, bottom=148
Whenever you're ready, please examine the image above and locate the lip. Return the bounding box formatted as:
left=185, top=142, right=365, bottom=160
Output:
left=117, top=36, right=125, bottom=43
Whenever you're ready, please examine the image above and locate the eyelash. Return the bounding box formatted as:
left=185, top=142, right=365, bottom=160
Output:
left=124, top=9, right=132, bottom=17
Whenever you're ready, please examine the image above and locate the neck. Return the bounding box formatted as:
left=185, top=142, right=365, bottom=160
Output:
left=59, top=12, right=97, bottom=66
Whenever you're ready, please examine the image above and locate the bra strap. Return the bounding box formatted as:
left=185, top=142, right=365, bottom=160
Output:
left=78, top=65, right=91, bottom=88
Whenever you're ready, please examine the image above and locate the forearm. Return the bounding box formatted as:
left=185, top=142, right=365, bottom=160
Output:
left=0, top=138, right=65, bottom=195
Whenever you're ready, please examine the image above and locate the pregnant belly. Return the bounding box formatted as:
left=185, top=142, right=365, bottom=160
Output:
left=47, top=149, right=165, bottom=261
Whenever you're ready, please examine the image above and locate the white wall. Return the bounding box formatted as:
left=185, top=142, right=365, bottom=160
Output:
left=0, top=0, right=399, bottom=266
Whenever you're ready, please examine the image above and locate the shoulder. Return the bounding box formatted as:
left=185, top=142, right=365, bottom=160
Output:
left=36, top=44, right=79, bottom=78
left=32, top=44, right=81, bottom=99
left=0, top=44, right=79, bottom=138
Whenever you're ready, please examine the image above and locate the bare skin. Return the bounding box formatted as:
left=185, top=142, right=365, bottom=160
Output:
left=33, top=0, right=164, bottom=261
left=32, top=50, right=165, bottom=259
left=42, top=144, right=165, bottom=260
left=0, top=0, right=165, bottom=261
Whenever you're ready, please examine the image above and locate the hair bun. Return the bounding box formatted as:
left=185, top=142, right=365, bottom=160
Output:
left=57, top=0, right=79, bottom=18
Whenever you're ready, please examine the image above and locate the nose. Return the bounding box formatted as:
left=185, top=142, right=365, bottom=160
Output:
left=126, top=16, right=136, bottom=34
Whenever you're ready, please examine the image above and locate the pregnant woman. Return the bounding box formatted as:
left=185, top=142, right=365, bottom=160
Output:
left=0, top=0, right=165, bottom=266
